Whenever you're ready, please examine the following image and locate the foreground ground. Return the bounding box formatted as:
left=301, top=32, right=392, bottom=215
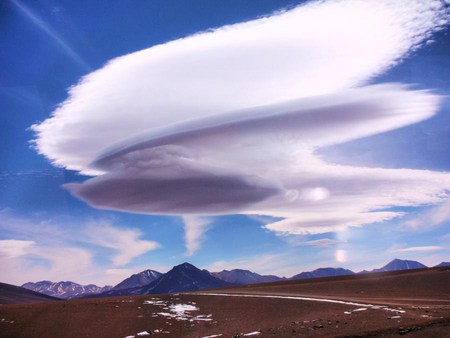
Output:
left=1, top=267, right=449, bottom=337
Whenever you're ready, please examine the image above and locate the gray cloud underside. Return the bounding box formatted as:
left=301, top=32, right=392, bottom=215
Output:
left=64, top=85, right=450, bottom=224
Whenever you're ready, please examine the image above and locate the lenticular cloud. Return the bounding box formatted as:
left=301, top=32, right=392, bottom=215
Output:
left=33, top=0, right=450, bottom=236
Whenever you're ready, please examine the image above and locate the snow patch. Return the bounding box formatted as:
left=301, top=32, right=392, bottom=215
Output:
left=243, top=332, right=261, bottom=336
left=353, top=308, right=367, bottom=312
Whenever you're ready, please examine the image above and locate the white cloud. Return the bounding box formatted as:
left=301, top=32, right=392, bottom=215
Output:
left=0, top=212, right=161, bottom=285
left=31, top=0, right=450, bottom=238
left=0, top=239, right=35, bottom=258
left=403, top=200, right=450, bottom=230
left=0, top=242, right=94, bottom=286
left=84, top=221, right=160, bottom=266
left=182, top=216, right=211, bottom=257
left=33, top=0, right=448, bottom=173
left=395, top=246, right=445, bottom=252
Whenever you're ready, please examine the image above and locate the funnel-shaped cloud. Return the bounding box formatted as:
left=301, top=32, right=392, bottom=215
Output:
left=32, top=0, right=450, bottom=237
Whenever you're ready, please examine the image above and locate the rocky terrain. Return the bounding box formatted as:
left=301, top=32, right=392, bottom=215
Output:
left=1, top=266, right=448, bottom=337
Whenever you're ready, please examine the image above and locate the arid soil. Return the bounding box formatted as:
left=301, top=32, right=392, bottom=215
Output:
left=0, top=267, right=449, bottom=337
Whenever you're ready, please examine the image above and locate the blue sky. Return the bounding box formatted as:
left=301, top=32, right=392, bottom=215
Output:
left=1, top=0, right=449, bottom=286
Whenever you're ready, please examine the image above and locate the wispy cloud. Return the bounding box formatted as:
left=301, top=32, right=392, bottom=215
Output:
left=305, top=239, right=339, bottom=247
left=182, top=216, right=211, bottom=257
left=31, top=1, right=450, bottom=240
left=83, top=221, right=160, bottom=266
left=403, top=200, right=450, bottom=230
left=395, top=246, right=445, bottom=252
left=0, top=211, right=160, bottom=285
left=0, top=239, right=35, bottom=258
left=11, top=0, right=90, bottom=71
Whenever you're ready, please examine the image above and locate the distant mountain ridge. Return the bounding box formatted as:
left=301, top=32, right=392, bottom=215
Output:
left=291, top=267, right=354, bottom=280
left=20, top=258, right=438, bottom=299
left=22, top=281, right=112, bottom=299
left=98, top=263, right=234, bottom=297
left=211, top=269, right=284, bottom=284
left=112, top=269, right=162, bottom=290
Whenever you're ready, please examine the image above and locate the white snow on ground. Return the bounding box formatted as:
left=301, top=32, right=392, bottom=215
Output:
left=170, top=304, right=199, bottom=315
left=124, top=336, right=135, bottom=338
left=193, top=293, right=406, bottom=313
left=202, top=335, right=223, bottom=338
left=137, top=332, right=151, bottom=336
left=143, top=299, right=213, bottom=322
left=243, top=332, right=261, bottom=336
left=353, top=308, right=367, bottom=312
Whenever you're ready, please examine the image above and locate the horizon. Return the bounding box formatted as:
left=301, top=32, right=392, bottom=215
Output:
left=13, top=257, right=449, bottom=287
left=1, top=0, right=450, bottom=287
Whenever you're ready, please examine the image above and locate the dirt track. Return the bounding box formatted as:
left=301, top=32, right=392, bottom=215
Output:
left=0, top=268, right=449, bottom=337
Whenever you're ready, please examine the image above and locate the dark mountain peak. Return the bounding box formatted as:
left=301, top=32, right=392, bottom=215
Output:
left=99, top=262, right=234, bottom=297
left=173, top=262, right=197, bottom=270
left=435, top=262, right=450, bottom=267
left=368, top=258, right=427, bottom=273
left=383, top=259, right=427, bottom=270
left=112, top=269, right=162, bottom=290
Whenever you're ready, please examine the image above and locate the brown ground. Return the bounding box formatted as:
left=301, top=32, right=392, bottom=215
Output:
left=0, top=267, right=449, bottom=337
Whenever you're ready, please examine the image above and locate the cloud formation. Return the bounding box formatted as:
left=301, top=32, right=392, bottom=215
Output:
left=395, top=246, right=445, bottom=253
left=182, top=216, right=211, bottom=257
left=0, top=211, right=161, bottom=284
left=32, top=0, right=450, bottom=241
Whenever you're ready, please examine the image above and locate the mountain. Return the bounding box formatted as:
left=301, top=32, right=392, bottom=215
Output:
left=97, top=263, right=234, bottom=297
left=370, top=259, right=427, bottom=273
left=112, top=269, right=162, bottom=290
left=434, top=262, right=450, bottom=267
left=22, top=281, right=112, bottom=299
left=212, top=269, right=283, bottom=284
left=0, top=282, right=59, bottom=304
left=291, top=267, right=354, bottom=280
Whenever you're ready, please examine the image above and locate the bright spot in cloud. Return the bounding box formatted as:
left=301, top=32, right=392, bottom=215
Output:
left=335, top=249, right=347, bottom=263
left=31, top=0, right=450, bottom=246
left=302, top=187, right=330, bottom=202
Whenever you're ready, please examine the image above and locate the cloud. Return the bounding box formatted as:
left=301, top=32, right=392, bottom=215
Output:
left=0, top=239, right=35, bottom=258
left=305, top=239, right=339, bottom=247
left=11, top=0, right=90, bottom=71
left=403, top=200, right=450, bottom=230
left=395, top=246, right=445, bottom=252
left=0, top=241, right=94, bottom=285
left=32, top=0, right=449, bottom=173
left=0, top=212, right=161, bottom=285
left=31, top=0, right=450, bottom=237
left=83, top=221, right=160, bottom=266
left=182, top=216, right=211, bottom=257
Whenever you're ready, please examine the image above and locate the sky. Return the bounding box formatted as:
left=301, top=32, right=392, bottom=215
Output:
left=1, top=0, right=450, bottom=286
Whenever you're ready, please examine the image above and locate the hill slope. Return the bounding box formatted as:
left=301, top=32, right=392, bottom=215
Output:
left=212, top=269, right=283, bottom=284
left=0, top=282, right=59, bottom=304
left=291, top=267, right=354, bottom=280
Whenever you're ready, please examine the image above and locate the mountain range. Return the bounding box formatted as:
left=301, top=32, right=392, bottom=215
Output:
left=21, top=281, right=112, bottom=299
left=20, top=258, right=445, bottom=299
